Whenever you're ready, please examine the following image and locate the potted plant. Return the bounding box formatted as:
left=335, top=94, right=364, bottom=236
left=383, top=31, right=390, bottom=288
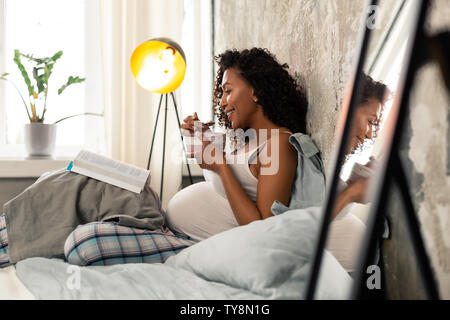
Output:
left=0, top=49, right=103, bottom=157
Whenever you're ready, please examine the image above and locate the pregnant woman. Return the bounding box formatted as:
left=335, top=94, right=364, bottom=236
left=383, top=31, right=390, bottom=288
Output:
left=167, top=48, right=311, bottom=241
left=0, top=48, right=324, bottom=267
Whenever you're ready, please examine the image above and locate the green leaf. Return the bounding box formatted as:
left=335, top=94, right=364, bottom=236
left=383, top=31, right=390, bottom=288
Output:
left=53, top=112, right=103, bottom=124
left=14, top=49, right=34, bottom=97
left=21, top=52, right=46, bottom=65
left=57, top=75, right=85, bottom=95
left=51, top=51, right=63, bottom=63
left=0, top=71, right=32, bottom=120
left=33, top=67, right=46, bottom=94
left=46, top=60, right=57, bottom=79
left=42, top=65, right=50, bottom=86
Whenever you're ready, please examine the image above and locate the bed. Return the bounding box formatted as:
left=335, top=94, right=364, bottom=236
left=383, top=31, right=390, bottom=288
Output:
left=0, top=206, right=352, bottom=300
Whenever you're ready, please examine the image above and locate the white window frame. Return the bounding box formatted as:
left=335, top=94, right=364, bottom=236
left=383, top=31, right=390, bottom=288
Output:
left=180, top=0, right=214, bottom=176
left=180, top=0, right=214, bottom=123
left=0, top=0, right=6, bottom=150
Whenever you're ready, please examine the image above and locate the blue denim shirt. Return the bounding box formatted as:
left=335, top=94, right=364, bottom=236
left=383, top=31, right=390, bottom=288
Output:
left=271, top=133, right=326, bottom=215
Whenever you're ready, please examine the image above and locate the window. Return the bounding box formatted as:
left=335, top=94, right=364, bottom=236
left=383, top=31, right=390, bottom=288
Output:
left=0, top=0, right=105, bottom=157
left=0, top=0, right=213, bottom=159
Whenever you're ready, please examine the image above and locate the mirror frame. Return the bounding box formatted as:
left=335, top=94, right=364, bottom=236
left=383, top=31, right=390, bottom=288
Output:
left=350, top=0, right=439, bottom=300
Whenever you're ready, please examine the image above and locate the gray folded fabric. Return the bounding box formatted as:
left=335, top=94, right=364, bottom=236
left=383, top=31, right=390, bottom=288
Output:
left=3, top=168, right=165, bottom=263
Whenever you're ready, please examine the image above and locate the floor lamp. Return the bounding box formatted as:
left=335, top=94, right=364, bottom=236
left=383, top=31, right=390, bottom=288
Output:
left=130, top=37, right=194, bottom=202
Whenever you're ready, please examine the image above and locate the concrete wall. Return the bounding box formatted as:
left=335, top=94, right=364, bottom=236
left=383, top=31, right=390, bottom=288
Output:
left=214, top=0, right=365, bottom=169
left=214, top=0, right=449, bottom=298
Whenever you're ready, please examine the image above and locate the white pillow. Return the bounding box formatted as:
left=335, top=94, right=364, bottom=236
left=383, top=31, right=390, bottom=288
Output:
left=165, top=206, right=351, bottom=299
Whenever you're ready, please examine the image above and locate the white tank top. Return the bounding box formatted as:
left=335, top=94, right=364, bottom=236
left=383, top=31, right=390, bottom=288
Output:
left=202, top=137, right=268, bottom=202
left=166, top=131, right=292, bottom=241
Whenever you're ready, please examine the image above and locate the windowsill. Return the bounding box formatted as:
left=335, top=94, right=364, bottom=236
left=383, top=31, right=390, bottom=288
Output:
left=1, top=157, right=204, bottom=178
left=0, top=144, right=85, bottom=178
left=0, top=157, right=72, bottom=178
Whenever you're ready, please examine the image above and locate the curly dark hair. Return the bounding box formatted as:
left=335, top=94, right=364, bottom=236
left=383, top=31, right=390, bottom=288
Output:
left=359, top=73, right=392, bottom=139
left=212, top=48, right=308, bottom=147
left=361, top=73, right=390, bottom=105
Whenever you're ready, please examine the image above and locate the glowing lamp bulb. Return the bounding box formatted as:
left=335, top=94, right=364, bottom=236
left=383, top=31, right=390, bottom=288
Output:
left=130, top=38, right=186, bottom=94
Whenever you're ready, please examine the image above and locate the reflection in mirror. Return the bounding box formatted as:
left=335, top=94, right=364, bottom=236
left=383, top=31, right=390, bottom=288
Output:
left=327, top=73, right=391, bottom=273
left=313, top=0, right=420, bottom=299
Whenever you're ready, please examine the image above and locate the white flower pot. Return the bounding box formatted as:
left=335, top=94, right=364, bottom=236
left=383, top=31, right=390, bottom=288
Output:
left=24, top=123, right=57, bottom=157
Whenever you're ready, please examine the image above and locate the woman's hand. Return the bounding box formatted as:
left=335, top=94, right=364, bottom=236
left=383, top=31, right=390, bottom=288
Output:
left=181, top=112, right=211, bottom=135
left=181, top=112, right=208, bottom=158
left=181, top=112, right=200, bottom=134
left=194, top=130, right=226, bottom=173
left=332, top=177, right=370, bottom=219
left=344, top=177, right=370, bottom=204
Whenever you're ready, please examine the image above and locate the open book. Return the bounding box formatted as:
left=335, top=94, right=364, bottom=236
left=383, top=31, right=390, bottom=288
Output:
left=67, top=150, right=150, bottom=194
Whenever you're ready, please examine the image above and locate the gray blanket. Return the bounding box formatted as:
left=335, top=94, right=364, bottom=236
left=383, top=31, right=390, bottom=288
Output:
left=3, top=168, right=165, bottom=263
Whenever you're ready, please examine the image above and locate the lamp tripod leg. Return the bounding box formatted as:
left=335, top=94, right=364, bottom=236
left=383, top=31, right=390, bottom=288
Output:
left=147, top=94, right=164, bottom=170
left=160, top=94, right=169, bottom=203
left=170, top=92, right=194, bottom=185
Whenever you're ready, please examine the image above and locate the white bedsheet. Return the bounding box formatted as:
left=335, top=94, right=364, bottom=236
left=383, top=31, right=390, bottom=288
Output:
left=12, top=207, right=352, bottom=300
left=0, top=266, right=35, bottom=300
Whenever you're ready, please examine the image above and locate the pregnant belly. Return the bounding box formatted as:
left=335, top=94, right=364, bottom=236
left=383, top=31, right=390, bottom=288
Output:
left=166, top=181, right=239, bottom=241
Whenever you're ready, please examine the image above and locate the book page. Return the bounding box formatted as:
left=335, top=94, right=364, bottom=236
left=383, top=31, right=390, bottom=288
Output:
left=71, top=150, right=150, bottom=193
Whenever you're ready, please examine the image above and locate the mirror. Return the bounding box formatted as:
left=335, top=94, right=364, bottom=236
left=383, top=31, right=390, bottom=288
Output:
left=308, top=0, right=424, bottom=299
